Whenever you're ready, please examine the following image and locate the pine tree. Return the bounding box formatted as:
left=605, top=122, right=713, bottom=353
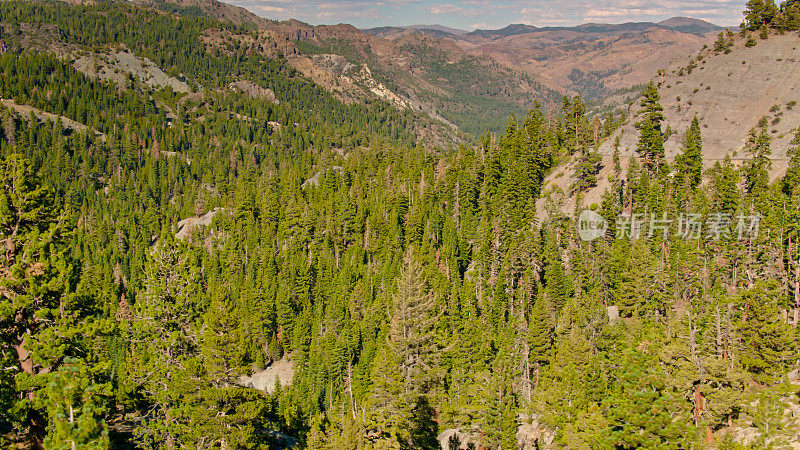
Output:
left=543, top=235, right=572, bottom=313
left=713, top=32, right=728, bottom=53
left=745, top=0, right=779, bottom=29
left=574, top=148, right=602, bottom=193
left=674, top=115, right=703, bottom=189
left=735, top=281, right=796, bottom=383
left=615, top=239, right=665, bottom=318
left=527, top=294, right=554, bottom=388
left=367, top=247, right=440, bottom=448
left=743, top=127, right=772, bottom=199
left=601, top=349, right=686, bottom=448
left=127, top=241, right=203, bottom=448
left=710, top=157, right=740, bottom=213
left=0, top=154, right=97, bottom=446
left=366, top=346, right=410, bottom=445
left=42, top=359, right=110, bottom=450
left=782, top=128, right=800, bottom=195
left=635, top=82, right=666, bottom=174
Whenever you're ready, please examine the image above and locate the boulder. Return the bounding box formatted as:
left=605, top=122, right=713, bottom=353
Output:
left=238, top=358, right=295, bottom=393
left=607, top=305, right=620, bottom=323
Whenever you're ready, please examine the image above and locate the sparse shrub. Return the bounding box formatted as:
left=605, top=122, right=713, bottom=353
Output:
left=770, top=104, right=780, bottom=112
left=714, top=32, right=727, bottom=53
left=787, top=101, right=797, bottom=110
left=693, top=88, right=700, bottom=94
left=771, top=117, right=781, bottom=125
left=705, top=86, right=711, bottom=90
left=745, top=36, right=757, bottom=47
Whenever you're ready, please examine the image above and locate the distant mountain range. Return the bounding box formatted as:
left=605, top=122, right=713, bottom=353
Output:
left=122, top=0, right=727, bottom=135
left=365, top=17, right=723, bottom=39
left=364, top=17, right=724, bottom=103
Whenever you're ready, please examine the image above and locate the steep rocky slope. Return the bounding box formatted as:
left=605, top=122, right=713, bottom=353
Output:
left=600, top=30, right=800, bottom=167
left=538, top=29, right=800, bottom=215
left=279, top=23, right=556, bottom=135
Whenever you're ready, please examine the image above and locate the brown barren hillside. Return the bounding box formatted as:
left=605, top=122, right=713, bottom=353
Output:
left=538, top=30, right=800, bottom=216
left=365, top=19, right=722, bottom=99
left=599, top=30, right=800, bottom=165
left=449, top=21, right=721, bottom=98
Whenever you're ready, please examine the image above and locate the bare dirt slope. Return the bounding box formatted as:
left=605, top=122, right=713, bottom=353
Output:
left=74, top=49, right=191, bottom=93
left=538, top=31, right=800, bottom=217
left=599, top=31, right=800, bottom=164
left=1, top=99, right=106, bottom=140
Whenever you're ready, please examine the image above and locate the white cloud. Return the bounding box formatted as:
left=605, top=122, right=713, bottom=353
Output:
left=428, top=3, right=481, bottom=16
left=221, top=0, right=747, bottom=28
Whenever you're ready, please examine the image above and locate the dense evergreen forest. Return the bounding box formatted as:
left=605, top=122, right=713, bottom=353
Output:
left=1, top=0, right=800, bottom=449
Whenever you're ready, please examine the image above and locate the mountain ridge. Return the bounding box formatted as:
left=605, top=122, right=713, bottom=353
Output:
left=87, top=1, right=727, bottom=135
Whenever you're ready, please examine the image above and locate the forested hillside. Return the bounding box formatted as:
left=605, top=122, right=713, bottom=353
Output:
left=276, top=20, right=559, bottom=137
left=1, top=1, right=799, bottom=449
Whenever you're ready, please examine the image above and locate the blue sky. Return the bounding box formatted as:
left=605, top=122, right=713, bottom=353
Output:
left=223, top=0, right=747, bottom=30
